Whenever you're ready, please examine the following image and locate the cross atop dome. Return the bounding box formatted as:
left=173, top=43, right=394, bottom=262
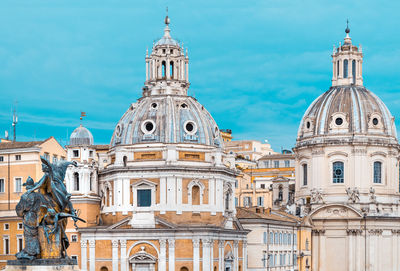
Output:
left=331, top=21, right=363, bottom=87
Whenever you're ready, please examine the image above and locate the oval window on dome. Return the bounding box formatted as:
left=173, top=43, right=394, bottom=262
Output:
left=151, top=103, right=158, bottom=109
left=184, top=121, right=197, bottom=135
left=115, top=124, right=123, bottom=137
left=373, top=118, right=379, bottom=126
left=335, top=117, right=343, bottom=126
left=181, top=103, right=188, bottom=109
left=141, top=120, right=156, bottom=134
left=306, top=121, right=311, bottom=129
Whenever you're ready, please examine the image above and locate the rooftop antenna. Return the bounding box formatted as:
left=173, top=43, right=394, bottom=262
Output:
left=12, top=101, right=18, bottom=142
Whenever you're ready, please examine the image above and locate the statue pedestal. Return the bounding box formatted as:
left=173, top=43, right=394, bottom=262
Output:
left=5, top=258, right=80, bottom=271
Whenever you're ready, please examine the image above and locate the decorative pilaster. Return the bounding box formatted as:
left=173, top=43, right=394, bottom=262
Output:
left=120, top=240, right=127, bottom=271
left=89, top=239, right=95, bottom=271
left=218, top=240, right=224, bottom=271
left=112, top=239, right=119, bottom=271
left=80, top=239, right=88, bottom=271
left=202, top=239, right=212, bottom=271
left=233, top=241, right=239, bottom=271
left=242, top=240, right=247, bottom=271
left=159, top=239, right=167, bottom=271
left=193, top=238, right=200, bottom=271
left=168, top=239, right=175, bottom=271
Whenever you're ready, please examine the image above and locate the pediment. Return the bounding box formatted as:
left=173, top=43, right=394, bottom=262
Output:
left=308, top=204, right=363, bottom=222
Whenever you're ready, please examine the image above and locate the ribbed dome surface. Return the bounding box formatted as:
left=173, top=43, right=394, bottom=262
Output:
left=298, top=86, right=397, bottom=140
left=110, top=95, right=221, bottom=147
left=70, top=125, right=94, bottom=146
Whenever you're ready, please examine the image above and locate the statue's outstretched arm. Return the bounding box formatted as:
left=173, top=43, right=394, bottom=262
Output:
left=26, top=174, right=48, bottom=195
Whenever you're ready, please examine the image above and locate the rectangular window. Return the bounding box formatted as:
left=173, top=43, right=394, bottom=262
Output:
left=4, top=224, right=9, bottom=230
left=0, top=156, right=3, bottom=162
left=15, top=155, right=21, bottom=161
left=17, top=236, right=23, bottom=252
left=269, top=232, right=274, bottom=244
left=43, top=153, right=50, bottom=161
left=303, top=164, right=308, bottom=185
left=17, top=223, right=23, bottom=230
left=257, top=196, right=264, bottom=206
left=53, top=155, right=58, bottom=164
left=61, top=156, right=66, bottom=161
left=274, top=160, right=279, bottom=168
left=73, top=150, right=79, bottom=158
left=0, top=179, right=4, bottom=193
left=15, top=178, right=22, bottom=192
left=284, top=160, right=290, bottom=167
left=234, top=197, right=238, bottom=207
left=71, top=234, right=78, bottom=242
left=3, top=237, right=9, bottom=254
left=89, top=151, right=93, bottom=158
left=264, top=160, right=269, bottom=168
left=294, top=233, right=297, bottom=245
left=137, top=189, right=151, bottom=207
left=260, top=184, right=265, bottom=189
left=263, top=232, right=267, bottom=244
left=333, top=161, right=344, bottom=183
left=71, top=255, right=78, bottom=262
left=373, top=161, right=382, bottom=183
left=243, top=197, right=252, bottom=207
left=234, top=180, right=238, bottom=188
left=294, top=254, right=297, bottom=266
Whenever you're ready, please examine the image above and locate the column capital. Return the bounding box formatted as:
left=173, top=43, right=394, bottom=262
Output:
left=168, top=239, right=175, bottom=248
left=243, top=240, right=248, bottom=247
left=233, top=240, right=239, bottom=248
left=112, top=239, right=119, bottom=248
left=80, top=239, right=88, bottom=248
left=202, top=238, right=212, bottom=247
left=120, top=239, right=127, bottom=248
left=218, top=240, right=225, bottom=248
left=89, top=239, right=96, bottom=248
left=159, top=238, right=167, bottom=248
left=193, top=238, right=200, bottom=248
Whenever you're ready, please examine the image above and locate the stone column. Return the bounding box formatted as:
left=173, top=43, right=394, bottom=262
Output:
left=311, top=231, right=318, bottom=271
left=202, top=239, right=211, bottom=271
left=368, top=230, right=375, bottom=271
left=218, top=240, right=224, bottom=271
left=158, top=239, right=167, bottom=271
left=89, top=239, right=95, bottom=271
left=120, top=240, right=127, bottom=271
left=210, top=239, right=214, bottom=271
left=243, top=240, right=247, bottom=271
left=193, top=238, right=200, bottom=271
left=80, top=239, right=87, bottom=271
left=112, top=239, right=119, bottom=271
left=233, top=241, right=239, bottom=271
left=347, top=230, right=354, bottom=271
left=168, top=239, right=175, bottom=271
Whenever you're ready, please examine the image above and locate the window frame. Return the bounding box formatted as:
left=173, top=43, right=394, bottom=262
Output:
left=131, top=180, right=157, bottom=210
left=73, top=150, right=80, bottom=158
left=15, top=154, right=21, bottom=161
left=373, top=161, right=383, bottom=184
left=3, top=236, right=10, bottom=255
left=332, top=161, right=345, bottom=184
left=302, top=163, right=308, bottom=186
left=4, top=223, right=9, bottom=230
left=17, top=223, right=23, bottom=230
left=0, top=179, right=4, bottom=193
left=14, top=177, right=22, bottom=193
left=17, top=235, right=23, bottom=253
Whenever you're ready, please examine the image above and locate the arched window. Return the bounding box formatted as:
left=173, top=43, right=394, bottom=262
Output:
left=123, top=156, right=127, bottom=167
left=302, top=164, right=308, bottom=186
left=343, top=59, right=348, bottom=78
left=73, top=173, right=79, bottom=191
left=192, top=185, right=200, bottom=205
left=100, top=267, right=108, bottom=271
left=162, top=61, right=166, bottom=78
left=279, top=233, right=282, bottom=244
left=225, top=192, right=230, bottom=210
left=270, top=232, right=273, bottom=244
left=106, top=187, right=110, bottom=207
left=333, top=161, right=344, bottom=183
left=274, top=233, right=278, bottom=244
left=288, top=233, right=291, bottom=245
left=352, top=59, right=356, bottom=84
left=170, top=61, right=174, bottom=78
left=374, top=161, right=382, bottom=183
left=337, top=60, right=340, bottom=76
left=180, top=267, right=189, bottom=271
left=89, top=173, right=93, bottom=191
left=263, top=232, right=267, bottom=244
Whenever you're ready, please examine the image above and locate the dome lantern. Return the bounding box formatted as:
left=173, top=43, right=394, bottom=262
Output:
left=331, top=21, right=363, bottom=87
left=69, top=125, right=94, bottom=146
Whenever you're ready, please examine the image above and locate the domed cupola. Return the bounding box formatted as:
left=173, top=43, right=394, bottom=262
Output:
left=110, top=15, right=222, bottom=148
left=69, top=124, right=94, bottom=146
left=297, top=24, right=397, bottom=146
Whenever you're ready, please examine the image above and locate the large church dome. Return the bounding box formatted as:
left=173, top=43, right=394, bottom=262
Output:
left=297, top=28, right=397, bottom=146
left=110, top=95, right=221, bottom=147
left=298, top=86, right=397, bottom=141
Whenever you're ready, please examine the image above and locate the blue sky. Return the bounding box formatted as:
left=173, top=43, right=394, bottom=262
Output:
left=1, top=0, right=400, bottom=151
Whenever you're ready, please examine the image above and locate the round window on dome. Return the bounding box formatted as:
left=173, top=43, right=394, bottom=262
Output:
left=151, top=103, right=158, bottom=109
left=373, top=118, right=379, bottom=126
left=184, top=121, right=197, bottom=135
left=141, top=120, right=156, bottom=134
left=181, top=103, right=188, bottom=109
left=335, top=117, right=343, bottom=126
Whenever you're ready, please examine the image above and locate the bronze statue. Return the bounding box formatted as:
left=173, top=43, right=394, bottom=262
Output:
left=15, top=157, right=85, bottom=261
